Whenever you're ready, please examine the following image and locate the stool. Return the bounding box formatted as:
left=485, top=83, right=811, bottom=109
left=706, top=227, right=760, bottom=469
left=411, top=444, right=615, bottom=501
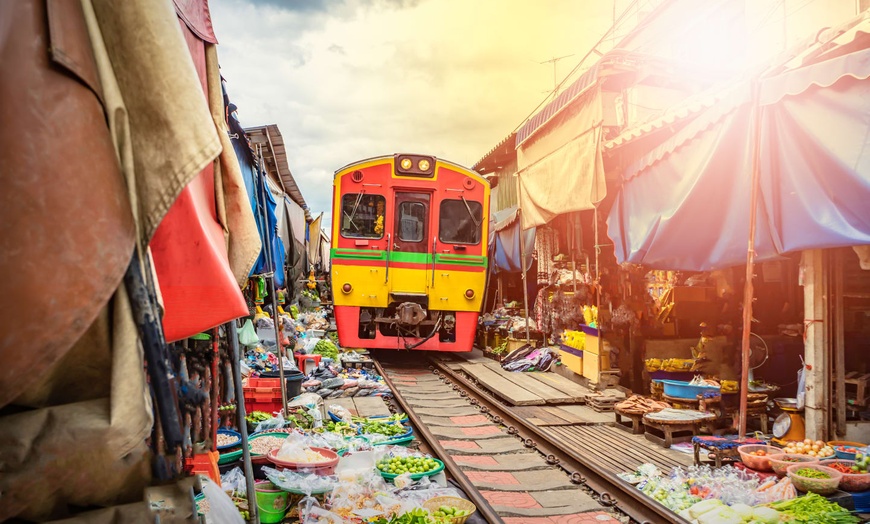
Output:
left=295, top=353, right=321, bottom=373
left=615, top=409, right=645, bottom=434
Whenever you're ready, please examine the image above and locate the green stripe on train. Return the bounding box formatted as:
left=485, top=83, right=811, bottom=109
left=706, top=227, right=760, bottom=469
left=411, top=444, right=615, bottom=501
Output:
left=331, top=249, right=486, bottom=267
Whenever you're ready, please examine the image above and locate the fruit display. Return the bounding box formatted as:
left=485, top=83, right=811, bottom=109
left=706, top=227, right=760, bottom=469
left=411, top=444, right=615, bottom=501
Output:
left=246, top=410, right=271, bottom=427
left=429, top=505, right=471, bottom=522
left=377, top=455, right=441, bottom=478
left=361, top=419, right=408, bottom=437
left=854, top=449, right=870, bottom=472
left=781, top=439, right=835, bottom=458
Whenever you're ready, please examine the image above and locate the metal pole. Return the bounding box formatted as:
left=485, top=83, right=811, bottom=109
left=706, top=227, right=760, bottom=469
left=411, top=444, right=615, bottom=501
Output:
left=739, top=83, right=763, bottom=439
left=257, top=147, right=288, bottom=414
left=227, top=321, right=259, bottom=524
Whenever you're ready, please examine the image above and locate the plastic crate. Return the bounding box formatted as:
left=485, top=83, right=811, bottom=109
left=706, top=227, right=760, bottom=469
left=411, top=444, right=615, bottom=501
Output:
left=243, top=378, right=284, bottom=414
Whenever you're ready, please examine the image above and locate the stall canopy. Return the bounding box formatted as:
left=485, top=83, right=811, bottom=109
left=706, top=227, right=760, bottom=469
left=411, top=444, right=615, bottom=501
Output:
left=515, top=68, right=606, bottom=231
left=607, top=19, right=870, bottom=270
left=489, top=207, right=536, bottom=274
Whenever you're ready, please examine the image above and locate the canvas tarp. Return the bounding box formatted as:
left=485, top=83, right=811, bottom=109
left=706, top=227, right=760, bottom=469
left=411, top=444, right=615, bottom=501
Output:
left=0, top=0, right=219, bottom=517
left=148, top=3, right=249, bottom=342
left=607, top=38, right=870, bottom=270
left=308, top=214, right=324, bottom=268
left=516, top=87, right=606, bottom=230
left=489, top=207, right=536, bottom=274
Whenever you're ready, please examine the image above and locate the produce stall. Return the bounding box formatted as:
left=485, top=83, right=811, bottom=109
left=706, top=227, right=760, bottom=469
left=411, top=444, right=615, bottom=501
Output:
left=621, top=442, right=870, bottom=522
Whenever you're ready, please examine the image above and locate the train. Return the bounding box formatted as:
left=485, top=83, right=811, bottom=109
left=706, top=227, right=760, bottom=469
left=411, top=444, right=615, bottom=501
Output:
left=330, top=154, right=490, bottom=351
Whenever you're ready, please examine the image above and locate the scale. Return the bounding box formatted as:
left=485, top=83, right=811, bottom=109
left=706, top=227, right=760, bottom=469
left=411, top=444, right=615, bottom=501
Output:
left=772, top=397, right=805, bottom=443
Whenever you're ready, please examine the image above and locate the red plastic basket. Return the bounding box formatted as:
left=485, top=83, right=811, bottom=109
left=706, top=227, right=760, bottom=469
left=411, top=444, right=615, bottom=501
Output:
left=243, top=378, right=284, bottom=414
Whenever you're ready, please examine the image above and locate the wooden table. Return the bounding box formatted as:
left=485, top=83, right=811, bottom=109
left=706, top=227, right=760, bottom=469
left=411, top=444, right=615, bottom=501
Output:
left=643, top=409, right=712, bottom=448
left=614, top=408, right=645, bottom=434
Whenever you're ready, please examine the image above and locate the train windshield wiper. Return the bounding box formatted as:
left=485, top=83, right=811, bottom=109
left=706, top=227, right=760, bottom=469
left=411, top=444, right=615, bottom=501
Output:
left=460, top=195, right=480, bottom=228
left=345, top=191, right=365, bottom=232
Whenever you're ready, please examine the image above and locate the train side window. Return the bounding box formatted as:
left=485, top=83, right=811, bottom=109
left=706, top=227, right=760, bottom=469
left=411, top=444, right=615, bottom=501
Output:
left=341, top=193, right=385, bottom=239
left=439, top=199, right=482, bottom=244
left=397, top=202, right=425, bottom=242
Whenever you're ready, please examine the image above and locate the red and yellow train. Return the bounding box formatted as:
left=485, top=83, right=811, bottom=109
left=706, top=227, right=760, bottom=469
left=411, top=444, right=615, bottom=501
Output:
left=330, top=154, right=490, bottom=351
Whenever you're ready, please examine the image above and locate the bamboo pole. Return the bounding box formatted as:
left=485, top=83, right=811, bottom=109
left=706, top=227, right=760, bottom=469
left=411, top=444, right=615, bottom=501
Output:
left=739, top=84, right=763, bottom=440
left=516, top=175, right=531, bottom=343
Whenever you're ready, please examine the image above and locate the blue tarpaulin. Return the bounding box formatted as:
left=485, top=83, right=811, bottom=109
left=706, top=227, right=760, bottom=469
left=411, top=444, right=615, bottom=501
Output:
left=228, top=108, right=286, bottom=286
left=489, top=207, right=535, bottom=274
left=607, top=41, right=870, bottom=270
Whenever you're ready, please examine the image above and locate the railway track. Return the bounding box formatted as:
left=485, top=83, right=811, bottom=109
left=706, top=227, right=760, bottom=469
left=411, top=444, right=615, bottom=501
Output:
left=373, top=353, right=690, bottom=524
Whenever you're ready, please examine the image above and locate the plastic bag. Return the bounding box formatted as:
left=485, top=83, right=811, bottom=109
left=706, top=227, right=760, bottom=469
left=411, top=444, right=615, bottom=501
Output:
left=796, top=356, right=807, bottom=410
left=202, top=479, right=245, bottom=524
left=255, top=412, right=285, bottom=433
left=220, top=467, right=246, bottom=498
left=239, top=319, right=259, bottom=347
left=262, top=466, right=338, bottom=494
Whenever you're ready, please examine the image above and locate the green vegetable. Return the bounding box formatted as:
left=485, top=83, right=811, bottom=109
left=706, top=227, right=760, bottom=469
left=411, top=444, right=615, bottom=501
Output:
left=794, top=467, right=831, bottom=479
left=312, top=339, right=338, bottom=360
left=768, top=492, right=860, bottom=523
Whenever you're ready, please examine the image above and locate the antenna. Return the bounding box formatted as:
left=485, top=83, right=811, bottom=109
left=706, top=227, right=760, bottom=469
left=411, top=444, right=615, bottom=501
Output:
left=539, top=54, right=575, bottom=98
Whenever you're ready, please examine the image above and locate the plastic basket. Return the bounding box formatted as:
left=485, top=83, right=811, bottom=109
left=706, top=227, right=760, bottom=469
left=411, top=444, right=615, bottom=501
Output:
left=423, top=496, right=476, bottom=524
left=819, top=459, right=870, bottom=492
left=737, top=445, right=780, bottom=471
left=787, top=464, right=842, bottom=494
left=378, top=458, right=445, bottom=481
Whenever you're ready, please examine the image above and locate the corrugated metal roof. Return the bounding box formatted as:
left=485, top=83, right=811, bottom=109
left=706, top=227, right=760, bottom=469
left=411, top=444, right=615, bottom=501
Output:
left=603, top=87, right=732, bottom=151
left=245, top=124, right=307, bottom=209
left=472, top=132, right=516, bottom=173
left=515, top=62, right=600, bottom=147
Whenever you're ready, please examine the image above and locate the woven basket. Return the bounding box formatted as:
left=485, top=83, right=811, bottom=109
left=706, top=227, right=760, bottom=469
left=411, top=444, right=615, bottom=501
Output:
left=423, top=496, right=476, bottom=524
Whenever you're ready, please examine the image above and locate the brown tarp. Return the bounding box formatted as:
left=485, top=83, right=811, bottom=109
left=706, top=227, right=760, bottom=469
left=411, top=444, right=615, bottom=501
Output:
left=516, top=88, right=606, bottom=230
left=0, top=0, right=258, bottom=519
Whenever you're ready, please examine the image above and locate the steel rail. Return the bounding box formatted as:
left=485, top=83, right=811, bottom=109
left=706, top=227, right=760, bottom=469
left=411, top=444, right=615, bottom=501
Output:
left=429, top=359, right=690, bottom=524
left=372, top=360, right=503, bottom=524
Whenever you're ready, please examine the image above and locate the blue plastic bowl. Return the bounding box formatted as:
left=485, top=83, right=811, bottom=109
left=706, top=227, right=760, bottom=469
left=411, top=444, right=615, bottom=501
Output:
left=216, top=429, right=242, bottom=450
left=660, top=379, right=719, bottom=400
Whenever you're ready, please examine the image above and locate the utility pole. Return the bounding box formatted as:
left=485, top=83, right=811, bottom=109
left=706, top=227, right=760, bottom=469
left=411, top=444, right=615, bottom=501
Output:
left=540, top=54, right=575, bottom=99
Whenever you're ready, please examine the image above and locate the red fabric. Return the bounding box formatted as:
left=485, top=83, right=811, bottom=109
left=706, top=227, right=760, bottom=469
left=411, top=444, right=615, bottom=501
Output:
left=149, top=15, right=246, bottom=342
left=173, top=0, right=218, bottom=44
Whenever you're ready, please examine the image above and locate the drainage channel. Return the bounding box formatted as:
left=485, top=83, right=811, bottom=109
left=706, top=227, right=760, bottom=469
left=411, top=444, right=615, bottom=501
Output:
left=375, top=356, right=635, bottom=524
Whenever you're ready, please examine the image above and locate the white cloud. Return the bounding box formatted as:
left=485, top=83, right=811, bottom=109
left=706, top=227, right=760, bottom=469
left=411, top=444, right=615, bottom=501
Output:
left=211, top=0, right=615, bottom=228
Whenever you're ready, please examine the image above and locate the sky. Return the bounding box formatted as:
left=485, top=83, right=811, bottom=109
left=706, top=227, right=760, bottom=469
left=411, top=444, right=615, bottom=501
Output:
left=210, top=0, right=619, bottom=227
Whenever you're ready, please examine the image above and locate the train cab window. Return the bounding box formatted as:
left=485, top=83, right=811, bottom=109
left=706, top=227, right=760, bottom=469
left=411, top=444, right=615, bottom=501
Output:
left=439, top=199, right=482, bottom=244
left=397, top=202, right=425, bottom=242
left=340, top=193, right=385, bottom=239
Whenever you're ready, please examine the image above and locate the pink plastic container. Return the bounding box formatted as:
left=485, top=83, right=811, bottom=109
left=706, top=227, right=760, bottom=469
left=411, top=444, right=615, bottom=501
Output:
left=819, top=459, right=870, bottom=492
left=737, top=444, right=780, bottom=471
left=786, top=464, right=843, bottom=495
left=768, top=453, right=819, bottom=477
left=266, top=447, right=339, bottom=476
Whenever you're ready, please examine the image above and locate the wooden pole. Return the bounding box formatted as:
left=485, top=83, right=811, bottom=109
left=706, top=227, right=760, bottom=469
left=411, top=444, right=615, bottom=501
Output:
left=834, top=250, right=846, bottom=436
left=516, top=175, right=531, bottom=343
left=739, top=84, right=763, bottom=440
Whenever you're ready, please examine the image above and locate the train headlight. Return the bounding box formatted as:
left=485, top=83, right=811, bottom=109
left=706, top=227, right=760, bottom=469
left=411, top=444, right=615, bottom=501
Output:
left=418, top=159, right=430, bottom=171
left=342, top=283, right=352, bottom=294
left=465, top=289, right=475, bottom=299
left=400, top=158, right=413, bottom=170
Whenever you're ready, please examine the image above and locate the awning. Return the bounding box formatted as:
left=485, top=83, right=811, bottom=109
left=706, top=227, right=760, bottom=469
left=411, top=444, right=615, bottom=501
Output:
left=489, top=207, right=535, bottom=274
left=246, top=125, right=307, bottom=209
left=516, top=87, right=606, bottom=230
left=607, top=30, right=870, bottom=270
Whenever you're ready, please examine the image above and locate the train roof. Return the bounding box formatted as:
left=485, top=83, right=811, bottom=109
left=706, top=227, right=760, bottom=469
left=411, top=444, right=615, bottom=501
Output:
left=332, top=154, right=484, bottom=182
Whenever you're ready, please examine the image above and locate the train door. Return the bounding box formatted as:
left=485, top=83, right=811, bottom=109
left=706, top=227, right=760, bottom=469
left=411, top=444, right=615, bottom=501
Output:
left=391, top=191, right=431, bottom=295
